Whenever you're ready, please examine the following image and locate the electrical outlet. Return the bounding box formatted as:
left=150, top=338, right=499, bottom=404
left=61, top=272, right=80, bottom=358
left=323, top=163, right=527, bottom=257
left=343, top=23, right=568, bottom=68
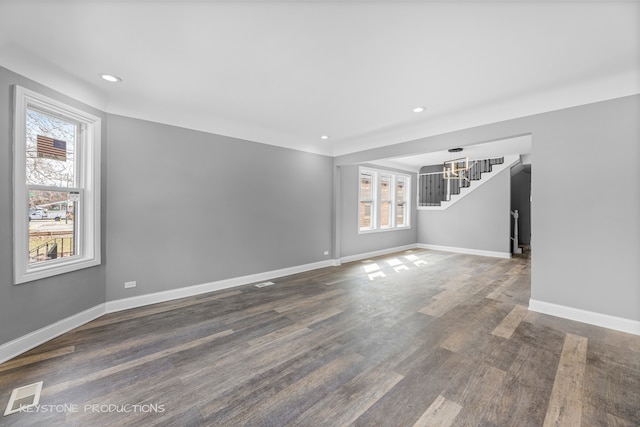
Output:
left=324, top=251, right=329, bottom=256
left=124, top=281, right=136, bottom=289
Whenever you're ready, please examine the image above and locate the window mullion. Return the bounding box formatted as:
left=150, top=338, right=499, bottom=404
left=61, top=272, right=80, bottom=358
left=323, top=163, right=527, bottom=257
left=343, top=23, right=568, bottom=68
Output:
left=27, top=184, right=82, bottom=193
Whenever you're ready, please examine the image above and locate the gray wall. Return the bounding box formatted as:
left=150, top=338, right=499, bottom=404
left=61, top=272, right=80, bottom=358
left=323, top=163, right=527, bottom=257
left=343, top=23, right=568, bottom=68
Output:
left=511, top=167, right=531, bottom=245
left=106, top=115, right=333, bottom=301
left=338, top=164, right=417, bottom=259
left=531, top=97, right=639, bottom=320
left=417, top=167, right=511, bottom=254
left=336, top=95, right=640, bottom=323
left=0, top=66, right=107, bottom=345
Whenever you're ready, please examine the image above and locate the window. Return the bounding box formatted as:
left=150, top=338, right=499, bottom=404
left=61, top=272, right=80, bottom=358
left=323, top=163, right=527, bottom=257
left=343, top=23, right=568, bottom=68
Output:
left=396, top=176, right=408, bottom=227
left=13, top=86, right=101, bottom=284
left=380, top=174, right=392, bottom=229
left=358, top=167, right=411, bottom=233
left=359, top=171, right=374, bottom=231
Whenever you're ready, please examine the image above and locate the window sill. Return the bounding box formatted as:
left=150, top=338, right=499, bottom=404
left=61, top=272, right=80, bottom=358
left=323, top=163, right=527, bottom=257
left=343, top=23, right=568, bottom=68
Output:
left=358, top=226, right=411, bottom=235
left=15, top=257, right=101, bottom=285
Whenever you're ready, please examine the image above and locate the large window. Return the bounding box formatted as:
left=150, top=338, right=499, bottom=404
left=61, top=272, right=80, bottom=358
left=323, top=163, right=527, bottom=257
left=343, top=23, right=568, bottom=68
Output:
left=358, top=167, right=411, bottom=233
left=13, top=86, right=101, bottom=284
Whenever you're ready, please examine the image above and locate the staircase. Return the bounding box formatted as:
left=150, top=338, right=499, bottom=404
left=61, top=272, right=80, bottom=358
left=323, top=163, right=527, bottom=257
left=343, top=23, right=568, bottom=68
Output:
left=418, top=155, right=519, bottom=210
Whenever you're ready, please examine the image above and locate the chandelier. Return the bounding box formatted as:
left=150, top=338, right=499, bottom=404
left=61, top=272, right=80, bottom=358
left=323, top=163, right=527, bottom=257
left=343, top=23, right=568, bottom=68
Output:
left=443, top=148, right=469, bottom=180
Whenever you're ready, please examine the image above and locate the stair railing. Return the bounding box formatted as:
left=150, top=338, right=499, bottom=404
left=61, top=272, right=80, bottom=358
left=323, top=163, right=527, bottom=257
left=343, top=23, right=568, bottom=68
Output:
left=418, top=157, right=504, bottom=207
left=29, top=237, right=73, bottom=262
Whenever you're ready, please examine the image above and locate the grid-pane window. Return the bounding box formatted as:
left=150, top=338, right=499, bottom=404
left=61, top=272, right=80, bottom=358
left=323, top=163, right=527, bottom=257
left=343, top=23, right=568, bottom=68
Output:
left=358, top=167, right=410, bottom=233
left=14, top=86, right=101, bottom=284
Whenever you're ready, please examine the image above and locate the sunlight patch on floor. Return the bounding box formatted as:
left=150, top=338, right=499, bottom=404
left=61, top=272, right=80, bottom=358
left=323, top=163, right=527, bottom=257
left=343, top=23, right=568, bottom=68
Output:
left=368, top=271, right=386, bottom=280
left=362, top=263, right=381, bottom=273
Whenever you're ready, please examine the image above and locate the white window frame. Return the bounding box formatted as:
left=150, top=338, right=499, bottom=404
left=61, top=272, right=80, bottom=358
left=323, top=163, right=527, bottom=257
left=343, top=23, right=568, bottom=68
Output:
left=13, top=86, right=101, bottom=284
left=358, top=167, right=411, bottom=233
left=379, top=173, right=393, bottom=230
left=396, top=175, right=409, bottom=227
left=358, top=168, right=376, bottom=232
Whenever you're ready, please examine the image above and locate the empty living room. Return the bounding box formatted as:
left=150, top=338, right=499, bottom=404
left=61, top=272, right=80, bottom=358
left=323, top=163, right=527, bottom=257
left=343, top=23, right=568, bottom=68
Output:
left=0, top=1, right=638, bottom=426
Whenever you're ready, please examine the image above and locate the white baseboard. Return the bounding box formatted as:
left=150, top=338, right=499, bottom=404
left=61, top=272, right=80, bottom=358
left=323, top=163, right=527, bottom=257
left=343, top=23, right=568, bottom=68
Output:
left=529, top=299, right=640, bottom=336
left=417, top=243, right=511, bottom=259
left=0, top=304, right=105, bottom=365
left=339, top=244, right=419, bottom=264
left=105, top=259, right=336, bottom=313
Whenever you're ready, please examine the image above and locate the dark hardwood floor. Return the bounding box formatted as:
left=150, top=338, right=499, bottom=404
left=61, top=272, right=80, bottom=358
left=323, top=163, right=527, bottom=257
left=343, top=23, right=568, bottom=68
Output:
left=1, top=249, right=638, bottom=426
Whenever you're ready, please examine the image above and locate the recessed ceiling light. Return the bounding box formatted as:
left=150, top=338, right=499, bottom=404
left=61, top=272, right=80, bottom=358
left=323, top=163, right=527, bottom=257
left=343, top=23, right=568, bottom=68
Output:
left=320, top=135, right=329, bottom=140
left=100, top=74, right=122, bottom=83
left=413, top=106, right=425, bottom=113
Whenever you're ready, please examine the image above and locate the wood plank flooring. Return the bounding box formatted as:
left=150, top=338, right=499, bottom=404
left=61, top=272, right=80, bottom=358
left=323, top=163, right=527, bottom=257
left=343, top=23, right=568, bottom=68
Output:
left=1, top=249, right=639, bottom=426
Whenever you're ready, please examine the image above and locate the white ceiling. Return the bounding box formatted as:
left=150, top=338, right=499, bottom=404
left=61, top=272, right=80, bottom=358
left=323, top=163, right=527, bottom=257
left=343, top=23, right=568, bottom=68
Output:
left=1, top=1, right=638, bottom=157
